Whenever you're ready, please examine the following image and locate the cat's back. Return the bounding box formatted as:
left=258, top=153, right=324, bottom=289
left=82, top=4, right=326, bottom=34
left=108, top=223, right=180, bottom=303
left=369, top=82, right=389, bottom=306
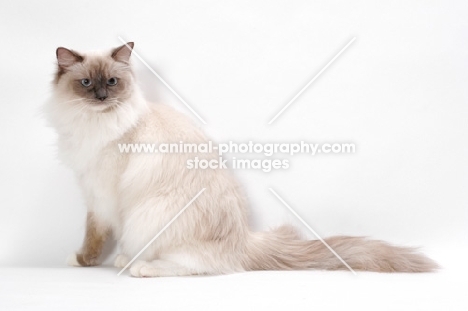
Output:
left=128, top=103, right=207, bottom=143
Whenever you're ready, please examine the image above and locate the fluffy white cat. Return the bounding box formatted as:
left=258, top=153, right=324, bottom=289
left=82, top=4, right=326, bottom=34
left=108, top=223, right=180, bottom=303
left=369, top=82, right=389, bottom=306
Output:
left=45, top=43, right=437, bottom=277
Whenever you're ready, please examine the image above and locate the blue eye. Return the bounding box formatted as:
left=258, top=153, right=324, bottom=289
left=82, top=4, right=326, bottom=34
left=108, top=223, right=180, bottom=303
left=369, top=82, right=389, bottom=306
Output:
left=81, top=79, right=91, bottom=87
left=107, top=77, right=117, bottom=86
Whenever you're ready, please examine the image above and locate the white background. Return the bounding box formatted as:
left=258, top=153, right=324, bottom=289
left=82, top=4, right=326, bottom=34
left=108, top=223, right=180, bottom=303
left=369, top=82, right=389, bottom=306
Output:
left=0, top=1, right=467, bottom=310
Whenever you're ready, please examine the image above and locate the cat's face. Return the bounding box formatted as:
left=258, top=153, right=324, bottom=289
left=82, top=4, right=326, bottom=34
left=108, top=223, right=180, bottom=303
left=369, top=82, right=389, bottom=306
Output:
left=54, top=42, right=135, bottom=112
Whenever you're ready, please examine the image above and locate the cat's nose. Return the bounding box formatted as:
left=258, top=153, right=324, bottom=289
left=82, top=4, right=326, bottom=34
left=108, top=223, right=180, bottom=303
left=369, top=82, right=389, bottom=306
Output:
left=95, top=89, right=108, bottom=101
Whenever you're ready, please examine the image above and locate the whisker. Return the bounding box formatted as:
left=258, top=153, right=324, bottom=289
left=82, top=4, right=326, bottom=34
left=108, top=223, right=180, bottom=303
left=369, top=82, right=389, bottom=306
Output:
left=57, top=98, right=85, bottom=105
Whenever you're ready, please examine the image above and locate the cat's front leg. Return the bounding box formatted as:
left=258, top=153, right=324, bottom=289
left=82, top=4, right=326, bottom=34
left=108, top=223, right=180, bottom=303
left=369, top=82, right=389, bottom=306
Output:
left=114, top=253, right=130, bottom=268
left=67, top=212, right=109, bottom=267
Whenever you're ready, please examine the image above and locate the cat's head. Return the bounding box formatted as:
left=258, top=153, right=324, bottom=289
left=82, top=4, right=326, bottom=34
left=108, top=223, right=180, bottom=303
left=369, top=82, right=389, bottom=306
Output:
left=53, top=42, right=136, bottom=112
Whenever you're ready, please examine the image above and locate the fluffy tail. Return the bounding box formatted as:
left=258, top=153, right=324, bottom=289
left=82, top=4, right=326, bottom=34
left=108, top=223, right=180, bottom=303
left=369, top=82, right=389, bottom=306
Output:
left=245, top=226, right=438, bottom=272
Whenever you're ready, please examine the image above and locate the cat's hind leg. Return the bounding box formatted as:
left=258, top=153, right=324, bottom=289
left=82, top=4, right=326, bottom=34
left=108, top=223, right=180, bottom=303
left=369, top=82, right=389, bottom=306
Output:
left=130, top=259, right=198, bottom=277
left=129, top=245, right=243, bottom=277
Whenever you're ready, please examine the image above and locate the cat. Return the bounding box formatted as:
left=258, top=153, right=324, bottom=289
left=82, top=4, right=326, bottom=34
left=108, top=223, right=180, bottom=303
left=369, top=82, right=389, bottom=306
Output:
left=45, top=42, right=438, bottom=277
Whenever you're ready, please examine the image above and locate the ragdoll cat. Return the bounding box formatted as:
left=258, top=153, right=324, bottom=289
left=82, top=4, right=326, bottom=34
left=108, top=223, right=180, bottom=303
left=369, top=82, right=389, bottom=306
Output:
left=45, top=42, right=438, bottom=277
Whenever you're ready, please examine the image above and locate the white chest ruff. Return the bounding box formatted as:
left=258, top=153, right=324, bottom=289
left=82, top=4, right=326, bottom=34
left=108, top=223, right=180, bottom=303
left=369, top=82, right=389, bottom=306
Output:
left=77, top=142, right=123, bottom=233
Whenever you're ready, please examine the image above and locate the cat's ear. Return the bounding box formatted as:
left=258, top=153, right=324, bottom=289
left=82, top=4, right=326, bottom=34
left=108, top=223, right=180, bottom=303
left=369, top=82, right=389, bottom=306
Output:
left=56, top=47, right=83, bottom=68
left=111, top=42, right=134, bottom=63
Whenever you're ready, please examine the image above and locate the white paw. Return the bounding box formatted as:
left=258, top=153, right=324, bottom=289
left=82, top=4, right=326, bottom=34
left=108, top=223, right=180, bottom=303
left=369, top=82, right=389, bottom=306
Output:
left=130, top=260, right=158, bottom=278
left=114, top=254, right=130, bottom=268
left=66, top=253, right=80, bottom=267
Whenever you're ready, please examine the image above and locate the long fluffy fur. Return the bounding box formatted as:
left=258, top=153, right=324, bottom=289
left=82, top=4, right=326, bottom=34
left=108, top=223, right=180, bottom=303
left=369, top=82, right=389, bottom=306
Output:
left=46, top=44, right=438, bottom=277
left=245, top=226, right=437, bottom=272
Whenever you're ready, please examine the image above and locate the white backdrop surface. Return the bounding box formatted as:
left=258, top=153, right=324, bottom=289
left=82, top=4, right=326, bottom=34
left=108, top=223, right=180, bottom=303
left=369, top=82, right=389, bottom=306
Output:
left=0, top=2, right=467, bottom=307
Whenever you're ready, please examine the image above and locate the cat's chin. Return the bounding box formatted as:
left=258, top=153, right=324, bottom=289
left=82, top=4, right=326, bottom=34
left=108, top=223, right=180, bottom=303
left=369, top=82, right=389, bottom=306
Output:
left=89, top=101, right=119, bottom=113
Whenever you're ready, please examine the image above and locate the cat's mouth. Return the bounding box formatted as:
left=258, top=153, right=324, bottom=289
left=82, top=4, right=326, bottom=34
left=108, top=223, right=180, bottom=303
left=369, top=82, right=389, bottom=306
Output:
left=89, top=99, right=120, bottom=112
